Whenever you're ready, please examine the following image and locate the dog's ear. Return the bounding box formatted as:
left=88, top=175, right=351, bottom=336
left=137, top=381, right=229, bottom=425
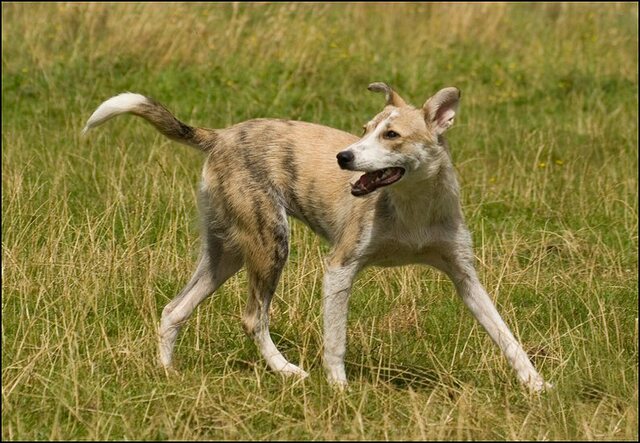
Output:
left=423, top=87, right=461, bottom=135
left=368, top=82, right=407, bottom=107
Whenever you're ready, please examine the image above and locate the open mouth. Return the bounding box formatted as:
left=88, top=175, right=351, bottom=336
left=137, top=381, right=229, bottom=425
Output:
left=350, top=167, right=405, bottom=196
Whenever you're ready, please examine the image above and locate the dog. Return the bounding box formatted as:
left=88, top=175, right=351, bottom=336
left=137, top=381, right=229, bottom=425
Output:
left=83, top=82, right=551, bottom=392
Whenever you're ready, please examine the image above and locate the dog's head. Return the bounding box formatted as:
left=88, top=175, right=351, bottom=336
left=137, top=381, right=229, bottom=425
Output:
left=337, top=82, right=460, bottom=197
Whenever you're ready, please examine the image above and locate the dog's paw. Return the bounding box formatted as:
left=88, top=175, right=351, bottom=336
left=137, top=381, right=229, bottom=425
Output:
left=278, top=363, right=309, bottom=379
left=527, top=377, right=554, bottom=393
left=159, top=363, right=179, bottom=376
left=328, top=378, right=349, bottom=391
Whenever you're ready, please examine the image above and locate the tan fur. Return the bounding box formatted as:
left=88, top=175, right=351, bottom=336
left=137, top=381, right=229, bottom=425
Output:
left=84, top=84, right=551, bottom=391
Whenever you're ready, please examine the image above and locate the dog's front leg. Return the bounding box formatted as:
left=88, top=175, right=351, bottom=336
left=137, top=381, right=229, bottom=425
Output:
left=322, top=260, right=360, bottom=386
left=447, top=257, right=551, bottom=392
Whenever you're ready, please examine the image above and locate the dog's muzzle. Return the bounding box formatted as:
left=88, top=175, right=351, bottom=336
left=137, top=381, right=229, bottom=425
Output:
left=336, top=150, right=405, bottom=196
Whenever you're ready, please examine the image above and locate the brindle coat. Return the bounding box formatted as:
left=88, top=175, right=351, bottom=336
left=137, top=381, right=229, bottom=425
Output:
left=83, top=84, right=550, bottom=392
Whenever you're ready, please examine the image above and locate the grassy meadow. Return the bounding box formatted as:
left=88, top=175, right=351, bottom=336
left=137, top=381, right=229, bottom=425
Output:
left=2, top=2, right=638, bottom=440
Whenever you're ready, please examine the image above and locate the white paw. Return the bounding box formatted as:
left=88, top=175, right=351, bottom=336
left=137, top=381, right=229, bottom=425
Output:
left=527, top=377, right=554, bottom=393
left=158, top=350, right=171, bottom=368
left=325, top=366, right=349, bottom=389
left=278, top=363, right=309, bottom=379
left=328, top=377, right=349, bottom=391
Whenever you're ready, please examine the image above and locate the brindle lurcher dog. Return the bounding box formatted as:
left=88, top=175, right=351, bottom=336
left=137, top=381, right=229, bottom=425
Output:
left=83, top=83, right=551, bottom=392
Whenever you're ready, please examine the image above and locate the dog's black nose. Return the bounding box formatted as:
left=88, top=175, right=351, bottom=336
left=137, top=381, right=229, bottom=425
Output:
left=336, top=151, right=354, bottom=169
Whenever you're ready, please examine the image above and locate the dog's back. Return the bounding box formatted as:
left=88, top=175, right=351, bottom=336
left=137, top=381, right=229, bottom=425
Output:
left=83, top=94, right=375, bottom=244
left=205, top=118, right=368, bottom=243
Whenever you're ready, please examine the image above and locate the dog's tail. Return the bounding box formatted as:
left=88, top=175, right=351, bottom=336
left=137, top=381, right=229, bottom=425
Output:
left=82, top=93, right=214, bottom=151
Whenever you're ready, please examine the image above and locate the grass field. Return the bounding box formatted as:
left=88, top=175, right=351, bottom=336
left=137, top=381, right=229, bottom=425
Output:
left=2, top=2, right=638, bottom=440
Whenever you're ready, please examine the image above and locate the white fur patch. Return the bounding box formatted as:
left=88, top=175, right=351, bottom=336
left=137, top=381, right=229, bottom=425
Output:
left=346, top=111, right=403, bottom=171
left=82, top=92, right=148, bottom=134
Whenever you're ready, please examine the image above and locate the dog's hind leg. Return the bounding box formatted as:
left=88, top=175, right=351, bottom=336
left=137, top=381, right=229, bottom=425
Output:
left=240, top=210, right=308, bottom=378
left=158, top=236, right=242, bottom=368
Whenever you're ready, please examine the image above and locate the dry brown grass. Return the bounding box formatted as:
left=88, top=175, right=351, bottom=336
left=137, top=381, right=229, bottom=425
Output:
left=2, top=2, right=637, bottom=440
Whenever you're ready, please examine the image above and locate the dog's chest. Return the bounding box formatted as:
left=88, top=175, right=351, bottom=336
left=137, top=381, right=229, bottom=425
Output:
left=365, top=222, right=456, bottom=267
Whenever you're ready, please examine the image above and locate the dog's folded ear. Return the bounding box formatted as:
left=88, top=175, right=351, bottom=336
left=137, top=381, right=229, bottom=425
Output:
left=368, top=82, right=407, bottom=108
left=423, top=87, right=461, bottom=135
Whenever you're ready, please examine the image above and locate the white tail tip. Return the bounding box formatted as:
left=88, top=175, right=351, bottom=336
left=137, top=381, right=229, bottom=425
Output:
left=83, top=92, right=149, bottom=134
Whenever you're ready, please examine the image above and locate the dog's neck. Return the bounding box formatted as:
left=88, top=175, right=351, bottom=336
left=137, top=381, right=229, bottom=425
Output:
left=383, top=150, right=462, bottom=228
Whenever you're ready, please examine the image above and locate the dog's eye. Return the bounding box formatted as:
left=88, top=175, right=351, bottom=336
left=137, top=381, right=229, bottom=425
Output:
left=361, top=126, right=367, bottom=135
left=384, top=130, right=400, bottom=139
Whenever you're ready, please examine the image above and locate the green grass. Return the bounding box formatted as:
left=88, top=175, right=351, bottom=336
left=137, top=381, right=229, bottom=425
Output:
left=2, top=2, right=638, bottom=440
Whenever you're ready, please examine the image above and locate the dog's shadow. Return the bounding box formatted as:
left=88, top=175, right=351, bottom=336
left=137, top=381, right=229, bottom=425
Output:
left=346, top=360, right=463, bottom=393
left=225, top=331, right=463, bottom=394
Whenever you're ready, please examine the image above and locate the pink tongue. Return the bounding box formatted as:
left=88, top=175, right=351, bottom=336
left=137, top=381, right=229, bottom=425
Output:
left=360, top=171, right=382, bottom=189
